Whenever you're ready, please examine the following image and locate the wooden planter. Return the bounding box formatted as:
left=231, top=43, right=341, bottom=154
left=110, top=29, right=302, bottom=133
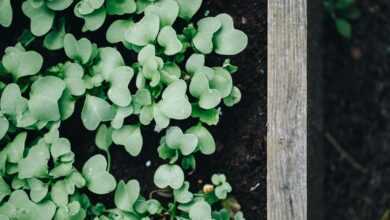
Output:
left=268, top=0, right=307, bottom=219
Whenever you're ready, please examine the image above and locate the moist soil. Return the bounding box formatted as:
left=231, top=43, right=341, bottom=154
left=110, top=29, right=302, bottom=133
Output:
left=0, top=0, right=267, bottom=219
left=323, top=0, right=390, bottom=219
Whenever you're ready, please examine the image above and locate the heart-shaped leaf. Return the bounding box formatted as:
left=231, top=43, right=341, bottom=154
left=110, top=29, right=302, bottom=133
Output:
left=28, top=76, right=66, bottom=122
left=107, top=66, right=134, bottom=107
left=22, top=1, right=55, bottom=36
left=175, top=0, right=202, bottom=20
left=93, top=47, right=125, bottom=80
left=186, top=124, right=216, bottom=155
left=189, top=201, right=212, bottom=220
left=125, top=14, right=160, bottom=46
left=18, top=141, right=50, bottom=179
left=214, top=14, right=248, bottom=55
left=159, top=80, right=192, bottom=120
left=157, top=26, right=183, bottom=55
left=63, top=62, right=86, bottom=96
left=95, top=124, right=112, bottom=151
left=193, top=17, right=221, bottom=54
left=223, top=86, right=241, bottom=107
left=0, top=0, right=12, bottom=27
left=106, top=19, right=133, bottom=44
left=112, top=125, right=143, bottom=156
left=145, top=0, right=179, bottom=27
left=2, top=46, right=43, bottom=79
left=0, top=83, right=28, bottom=116
left=82, top=154, right=117, bottom=194
left=185, top=53, right=205, bottom=74
left=106, top=0, right=136, bottom=15
left=165, top=126, right=198, bottom=156
left=81, top=95, right=116, bottom=131
left=114, top=179, right=140, bottom=211
left=75, top=0, right=104, bottom=15
left=153, top=164, right=184, bottom=189
left=64, top=34, right=93, bottom=64
left=5, top=132, right=26, bottom=163
left=173, top=181, right=193, bottom=204
left=27, top=178, right=48, bottom=203
left=209, top=67, right=233, bottom=98
left=199, top=89, right=221, bottom=110
left=50, top=137, right=72, bottom=162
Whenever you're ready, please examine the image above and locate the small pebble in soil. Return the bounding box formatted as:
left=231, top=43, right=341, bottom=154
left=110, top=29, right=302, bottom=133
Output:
left=145, top=160, right=151, bottom=167
left=203, top=184, right=215, bottom=193
left=241, top=17, right=247, bottom=24
left=351, top=47, right=362, bottom=60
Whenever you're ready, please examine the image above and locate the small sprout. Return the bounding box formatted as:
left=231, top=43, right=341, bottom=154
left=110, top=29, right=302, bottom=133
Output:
left=112, top=125, right=143, bottom=157
left=22, top=1, right=55, bottom=36
left=81, top=95, right=115, bottom=131
left=2, top=44, right=43, bottom=79
left=159, top=79, right=192, bottom=120
left=173, top=181, right=193, bottom=204
left=165, top=126, right=198, bottom=156
left=125, top=14, right=160, bottom=46
left=82, top=154, right=117, bottom=195
left=153, top=164, right=184, bottom=189
left=106, top=19, right=133, bottom=44
left=64, top=34, right=93, bottom=65
left=212, top=174, right=232, bottom=200
left=114, top=179, right=140, bottom=212
left=186, top=124, right=216, bottom=155
left=157, top=26, right=183, bottom=55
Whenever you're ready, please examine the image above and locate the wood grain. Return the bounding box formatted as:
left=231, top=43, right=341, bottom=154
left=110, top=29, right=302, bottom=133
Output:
left=267, top=0, right=307, bottom=219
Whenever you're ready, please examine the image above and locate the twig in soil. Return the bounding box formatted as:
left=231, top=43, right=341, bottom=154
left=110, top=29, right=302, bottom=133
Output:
left=324, top=132, right=369, bottom=174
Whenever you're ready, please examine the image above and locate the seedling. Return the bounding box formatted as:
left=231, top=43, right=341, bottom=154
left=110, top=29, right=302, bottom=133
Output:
left=0, top=0, right=249, bottom=219
left=324, top=0, right=361, bottom=38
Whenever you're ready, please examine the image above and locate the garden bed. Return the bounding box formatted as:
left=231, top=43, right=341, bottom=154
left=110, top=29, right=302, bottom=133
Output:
left=0, top=0, right=267, bottom=219
left=323, top=0, right=390, bottom=219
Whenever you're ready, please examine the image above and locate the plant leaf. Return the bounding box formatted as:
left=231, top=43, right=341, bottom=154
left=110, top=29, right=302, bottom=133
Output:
left=189, top=201, right=212, bottom=220
left=22, top=1, right=55, bottom=36
left=106, top=19, right=133, bottom=43
left=95, top=124, right=112, bottom=151
left=114, top=179, right=140, bottom=211
left=106, top=0, right=136, bottom=15
left=186, top=124, right=216, bottom=155
left=28, top=76, right=66, bottom=122
left=159, top=80, right=192, bottom=120
left=2, top=46, right=43, bottom=79
left=112, top=125, right=143, bottom=156
left=175, top=0, right=202, bottom=20
left=157, top=26, right=183, bottom=55
left=0, top=0, right=12, bottom=27
left=214, top=14, right=248, bottom=55
left=145, top=0, right=179, bottom=27
left=82, top=154, right=116, bottom=195
left=125, top=14, right=160, bottom=46
left=81, top=95, right=116, bottom=131
left=153, top=164, right=184, bottom=189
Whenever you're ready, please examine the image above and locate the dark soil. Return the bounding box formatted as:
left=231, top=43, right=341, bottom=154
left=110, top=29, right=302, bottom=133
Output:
left=0, top=0, right=267, bottom=219
left=323, top=0, right=390, bottom=219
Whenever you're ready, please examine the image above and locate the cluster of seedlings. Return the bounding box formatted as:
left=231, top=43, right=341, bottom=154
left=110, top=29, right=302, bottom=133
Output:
left=0, top=0, right=248, bottom=219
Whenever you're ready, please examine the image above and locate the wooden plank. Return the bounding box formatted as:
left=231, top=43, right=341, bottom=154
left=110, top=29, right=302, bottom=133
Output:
left=267, top=0, right=307, bottom=220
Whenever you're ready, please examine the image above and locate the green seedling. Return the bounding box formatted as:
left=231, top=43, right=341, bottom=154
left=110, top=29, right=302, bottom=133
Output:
left=0, top=0, right=249, bottom=219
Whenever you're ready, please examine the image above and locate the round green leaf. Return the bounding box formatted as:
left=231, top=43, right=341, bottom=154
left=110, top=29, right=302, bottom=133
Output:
left=153, top=164, right=184, bottom=189
left=106, top=19, right=133, bottom=44
left=112, top=125, right=143, bottom=156
left=82, top=154, right=117, bottom=195
left=22, top=1, right=55, bottom=36
left=189, top=201, right=212, bottom=220
left=159, top=80, right=192, bottom=120
left=114, top=179, right=140, bottom=211
left=186, top=124, right=216, bottom=155
left=173, top=181, right=193, bottom=204
left=157, top=26, right=183, bottom=55
left=125, top=14, right=160, bottom=46
left=81, top=95, right=116, bottom=131
left=28, top=76, right=66, bottom=122
left=214, top=14, right=248, bottom=55
left=144, top=0, right=179, bottom=27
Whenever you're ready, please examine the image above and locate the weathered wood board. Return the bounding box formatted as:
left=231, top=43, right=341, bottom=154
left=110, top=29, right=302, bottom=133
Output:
left=268, top=0, right=307, bottom=219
